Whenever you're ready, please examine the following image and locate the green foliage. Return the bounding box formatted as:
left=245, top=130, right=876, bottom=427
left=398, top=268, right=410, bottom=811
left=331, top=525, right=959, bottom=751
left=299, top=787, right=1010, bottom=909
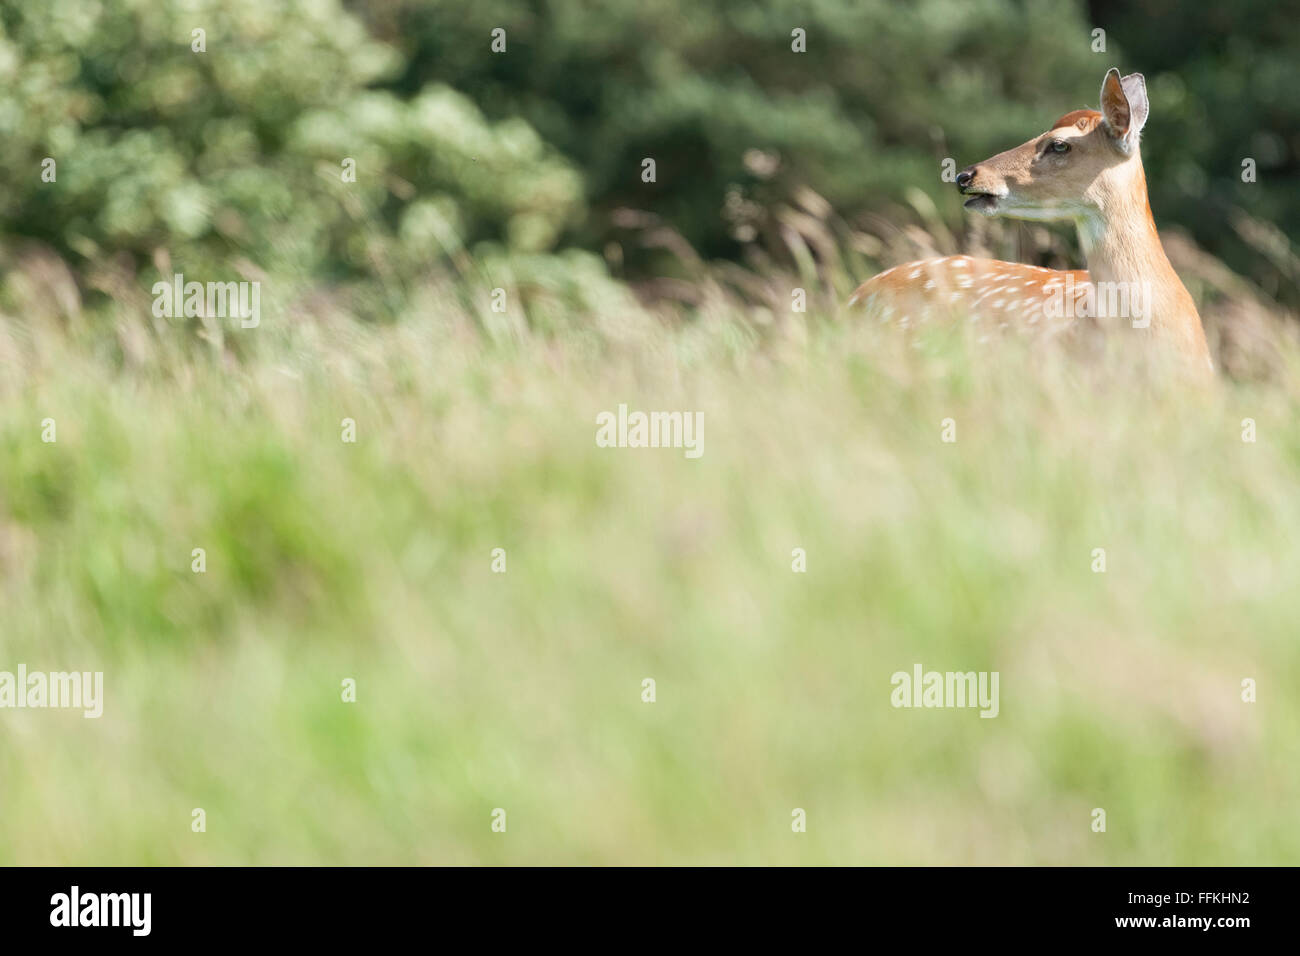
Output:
left=376, top=0, right=1102, bottom=266
left=0, top=0, right=584, bottom=307
left=1088, top=0, right=1300, bottom=300
left=0, top=0, right=1294, bottom=318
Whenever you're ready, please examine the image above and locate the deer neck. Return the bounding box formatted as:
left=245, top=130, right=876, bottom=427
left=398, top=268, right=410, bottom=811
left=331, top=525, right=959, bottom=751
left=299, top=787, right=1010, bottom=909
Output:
left=1074, top=158, right=1198, bottom=335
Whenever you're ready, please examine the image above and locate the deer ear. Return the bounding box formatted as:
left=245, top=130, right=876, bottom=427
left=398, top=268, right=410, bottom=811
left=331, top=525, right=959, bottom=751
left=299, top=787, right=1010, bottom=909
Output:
left=1119, top=72, right=1149, bottom=135
left=1099, top=68, right=1131, bottom=135
left=1100, top=68, right=1143, bottom=152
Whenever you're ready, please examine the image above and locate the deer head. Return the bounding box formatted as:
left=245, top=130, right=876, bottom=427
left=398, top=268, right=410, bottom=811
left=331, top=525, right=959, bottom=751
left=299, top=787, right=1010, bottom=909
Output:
left=955, top=69, right=1150, bottom=228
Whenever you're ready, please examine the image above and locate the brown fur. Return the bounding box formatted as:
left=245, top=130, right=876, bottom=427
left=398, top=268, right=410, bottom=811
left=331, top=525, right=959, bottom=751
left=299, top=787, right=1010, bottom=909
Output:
left=1051, top=109, right=1102, bottom=132
left=849, top=71, right=1211, bottom=372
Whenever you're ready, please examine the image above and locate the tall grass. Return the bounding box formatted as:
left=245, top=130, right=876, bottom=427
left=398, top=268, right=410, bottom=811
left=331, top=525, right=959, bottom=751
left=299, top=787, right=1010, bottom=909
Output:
left=3, top=221, right=1299, bottom=863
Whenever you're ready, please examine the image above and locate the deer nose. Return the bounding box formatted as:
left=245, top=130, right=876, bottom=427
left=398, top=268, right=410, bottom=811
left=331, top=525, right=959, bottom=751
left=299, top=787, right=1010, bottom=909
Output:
left=956, top=168, right=976, bottom=189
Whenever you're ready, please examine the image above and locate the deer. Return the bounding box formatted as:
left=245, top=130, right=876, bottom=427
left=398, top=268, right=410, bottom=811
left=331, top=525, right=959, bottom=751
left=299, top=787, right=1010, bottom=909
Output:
left=848, top=68, right=1213, bottom=374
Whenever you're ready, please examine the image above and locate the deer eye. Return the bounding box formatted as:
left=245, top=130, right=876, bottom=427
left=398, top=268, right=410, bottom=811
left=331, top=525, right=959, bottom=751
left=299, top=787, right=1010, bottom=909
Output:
left=1049, top=140, right=1071, bottom=153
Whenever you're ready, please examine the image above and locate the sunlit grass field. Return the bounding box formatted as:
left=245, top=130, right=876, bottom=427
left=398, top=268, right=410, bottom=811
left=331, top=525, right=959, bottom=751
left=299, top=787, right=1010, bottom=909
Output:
left=2, top=290, right=1299, bottom=865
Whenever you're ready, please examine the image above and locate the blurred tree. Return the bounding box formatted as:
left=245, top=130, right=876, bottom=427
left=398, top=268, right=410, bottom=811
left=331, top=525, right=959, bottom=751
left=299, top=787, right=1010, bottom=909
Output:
left=1087, top=0, right=1300, bottom=304
left=0, top=0, right=584, bottom=316
left=366, top=0, right=1104, bottom=273
left=0, top=0, right=1294, bottom=313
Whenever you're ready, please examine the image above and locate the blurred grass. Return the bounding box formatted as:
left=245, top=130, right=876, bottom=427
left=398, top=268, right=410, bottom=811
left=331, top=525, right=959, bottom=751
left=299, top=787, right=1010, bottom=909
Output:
left=1, top=0, right=1295, bottom=867
left=2, top=275, right=1299, bottom=864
